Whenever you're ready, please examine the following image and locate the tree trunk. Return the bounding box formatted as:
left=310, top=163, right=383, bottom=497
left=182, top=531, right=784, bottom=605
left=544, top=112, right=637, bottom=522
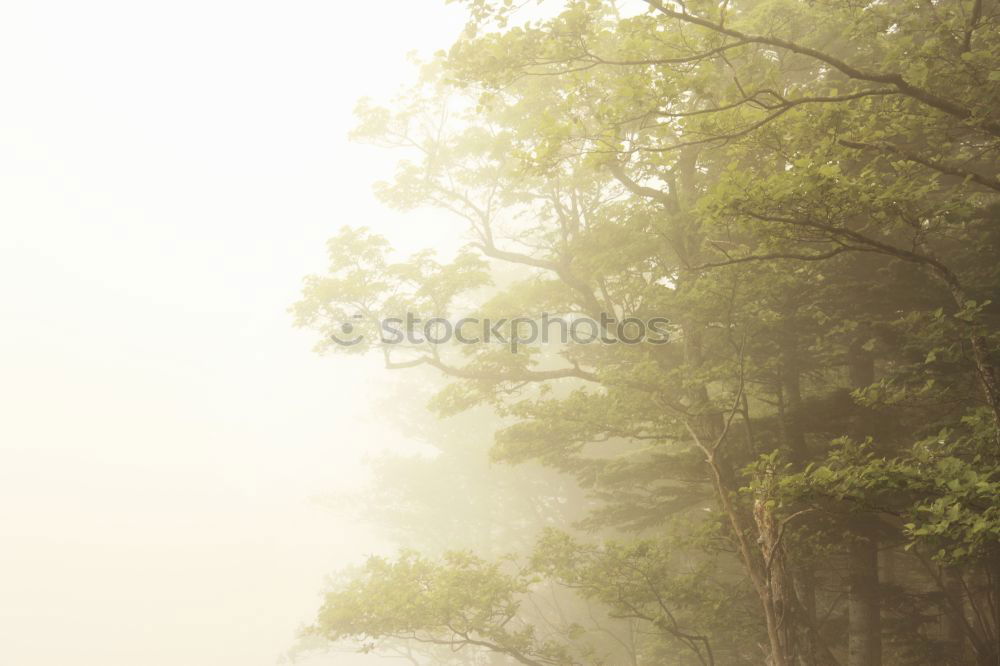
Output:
left=779, top=338, right=809, bottom=466
left=980, top=556, right=1000, bottom=666
left=943, top=567, right=969, bottom=665
left=778, top=340, right=831, bottom=666
left=848, top=533, right=882, bottom=666
left=847, top=344, right=882, bottom=666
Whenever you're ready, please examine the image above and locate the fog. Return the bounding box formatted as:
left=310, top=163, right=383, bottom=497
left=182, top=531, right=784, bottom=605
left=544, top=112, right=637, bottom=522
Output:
left=0, top=2, right=464, bottom=664
left=4, top=1, right=999, bottom=665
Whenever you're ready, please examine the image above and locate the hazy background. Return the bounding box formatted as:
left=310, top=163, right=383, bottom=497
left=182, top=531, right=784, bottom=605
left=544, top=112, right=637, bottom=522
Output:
left=0, top=2, right=466, bottom=664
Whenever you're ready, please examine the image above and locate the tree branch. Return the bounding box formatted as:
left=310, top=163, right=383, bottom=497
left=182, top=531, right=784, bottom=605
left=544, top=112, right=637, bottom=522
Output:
left=839, top=139, right=1000, bottom=192
left=642, top=0, right=1000, bottom=136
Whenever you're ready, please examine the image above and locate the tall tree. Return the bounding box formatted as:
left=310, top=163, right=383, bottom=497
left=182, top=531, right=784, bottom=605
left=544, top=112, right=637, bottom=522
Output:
left=295, top=1, right=1000, bottom=663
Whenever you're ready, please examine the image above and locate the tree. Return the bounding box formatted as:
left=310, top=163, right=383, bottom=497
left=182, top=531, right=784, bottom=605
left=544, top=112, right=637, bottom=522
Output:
left=296, top=1, right=1000, bottom=663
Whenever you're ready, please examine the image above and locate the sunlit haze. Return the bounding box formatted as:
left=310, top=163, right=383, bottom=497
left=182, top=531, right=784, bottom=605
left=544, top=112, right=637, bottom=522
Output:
left=4, top=1, right=998, bottom=665
left=0, top=2, right=464, bottom=664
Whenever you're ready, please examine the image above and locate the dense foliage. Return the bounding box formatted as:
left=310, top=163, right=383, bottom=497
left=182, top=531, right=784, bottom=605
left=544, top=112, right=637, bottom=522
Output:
left=294, top=0, right=1000, bottom=664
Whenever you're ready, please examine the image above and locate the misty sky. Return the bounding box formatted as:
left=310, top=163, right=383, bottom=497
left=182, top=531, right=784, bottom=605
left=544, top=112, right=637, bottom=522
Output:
left=0, top=2, right=467, bottom=664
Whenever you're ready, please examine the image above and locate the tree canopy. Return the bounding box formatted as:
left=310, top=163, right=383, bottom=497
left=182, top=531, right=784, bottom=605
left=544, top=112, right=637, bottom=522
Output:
left=294, top=1, right=1000, bottom=664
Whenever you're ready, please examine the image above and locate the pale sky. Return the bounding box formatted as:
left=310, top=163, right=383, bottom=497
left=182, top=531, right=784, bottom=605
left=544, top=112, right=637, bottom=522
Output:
left=0, top=2, right=467, bottom=664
